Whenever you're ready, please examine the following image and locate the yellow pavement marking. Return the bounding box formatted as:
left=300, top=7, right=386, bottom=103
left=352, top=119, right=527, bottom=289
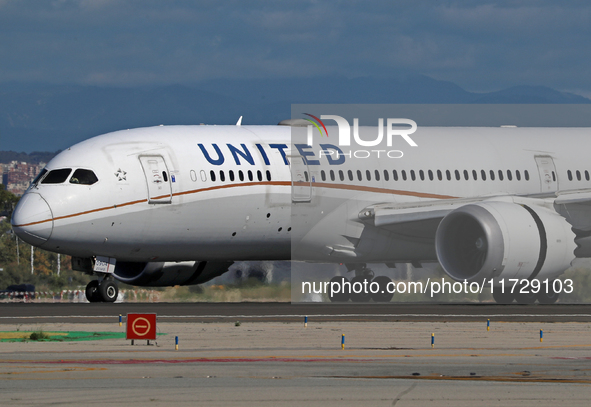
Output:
left=0, top=332, right=68, bottom=339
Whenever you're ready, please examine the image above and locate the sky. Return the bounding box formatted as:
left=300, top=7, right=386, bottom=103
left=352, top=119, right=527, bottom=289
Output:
left=1, top=0, right=591, bottom=96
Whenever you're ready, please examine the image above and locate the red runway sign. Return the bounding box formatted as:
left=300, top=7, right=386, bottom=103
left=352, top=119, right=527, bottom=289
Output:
left=126, top=313, right=157, bottom=340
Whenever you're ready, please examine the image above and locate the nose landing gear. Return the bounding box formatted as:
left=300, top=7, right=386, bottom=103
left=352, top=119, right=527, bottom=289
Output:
left=85, top=278, right=119, bottom=303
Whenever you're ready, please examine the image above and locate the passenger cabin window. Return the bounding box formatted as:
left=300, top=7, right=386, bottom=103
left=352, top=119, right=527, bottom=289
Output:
left=266, top=170, right=272, bottom=181
left=42, top=168, right=72, bottom=184
left=525, top=170, right=530, bottom=181
left=507, top=170, right=512, bottom=181
left=321, top=170, right=326, bottom=181
left=410, top=170, right=416, bottom=181
left=239, top=170, right=244, bottom=181
left=383, top=170, right=389, bottom=181
left=374, top=170, right=380, bottom=181
left=567, top=170, right=573, bottom=181
left=586, top=170, right=590, bottom=181
left=455, top=170, right=460, bottom=180
left=366, top=170, right=372, bottom=181
left=357, top=170, right=362, bottom=181
left=490, top=170, right=495, bottom=180
left=69, top=169, right=98, bottom=185
left=498, top=170, right=504, bottom=181
left=330, top=170, right=335, bottom=181
left=481, top=170, right=486, bottom=181
left=401, top=170, right=407, bottom=181
left=229, top=170, right=235, bottom=181
left=515, top=170, right=521, bottom=181
left=339, top=170, right=344, bottom=181
left=248, top=170, right=253, bottom=181
left=446, top=170, right=451, bottom=181
left=257, top=170, right=263, bottom=182
left=576, top=170, right=581, bottom=181
left=393, top=170, right=399, bottom=181
left=348, top=170, right=353, bottom=181
left=210, top=170, right=216, bottom=182
left=472, top=170, right=477, bottom=180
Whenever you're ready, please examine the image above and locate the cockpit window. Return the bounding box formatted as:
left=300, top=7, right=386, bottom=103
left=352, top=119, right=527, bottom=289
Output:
left=69, top=169, right=99, bottom=185
left=41, top=168, right=72, bottom=184
left=31, top=168, right=48, bottom=186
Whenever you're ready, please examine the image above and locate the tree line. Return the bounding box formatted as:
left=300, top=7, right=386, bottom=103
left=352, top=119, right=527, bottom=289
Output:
left=0, top=184, right=89, bottom=291
left=0, top=150, right=58, bottom=164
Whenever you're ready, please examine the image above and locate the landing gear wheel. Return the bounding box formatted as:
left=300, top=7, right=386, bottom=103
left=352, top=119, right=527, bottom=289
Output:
left=99, top=280, right=119, bottom=303
left=350, top=276, right=372, bottom=303
left=492, top=289, right=515, bottom=304
left=371, top=276, right=394, bottom=303
left=514, top=284, right=537, bottom=304
left=355, top=267, right=375, bottom=280
left=85, top=280, right=100, bottom=303
left=538, top=281, right=560, bottom=304
left=328, top=276, right=351, bottom=302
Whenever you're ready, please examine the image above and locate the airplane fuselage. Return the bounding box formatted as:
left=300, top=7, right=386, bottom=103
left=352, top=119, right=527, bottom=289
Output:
left=11, top=124, right=591, bottom=265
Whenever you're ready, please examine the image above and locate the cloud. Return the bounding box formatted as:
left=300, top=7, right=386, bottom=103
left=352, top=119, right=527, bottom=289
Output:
left=0, top=1, right=590, bottom=94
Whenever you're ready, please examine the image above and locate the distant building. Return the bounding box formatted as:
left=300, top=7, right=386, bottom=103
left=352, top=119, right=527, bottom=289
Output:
left=0, top=161, right=45, bottom=196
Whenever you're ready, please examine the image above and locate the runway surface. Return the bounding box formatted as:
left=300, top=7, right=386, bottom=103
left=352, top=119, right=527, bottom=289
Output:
left=2, top=319, right=591, bottom=406
left=1, top=302, right=591, bottom=323
left=2, top=303, right=591, bottom=405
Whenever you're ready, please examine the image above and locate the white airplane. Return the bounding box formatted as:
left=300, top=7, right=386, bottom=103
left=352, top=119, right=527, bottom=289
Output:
left=10, top=119, right=590, bottom=304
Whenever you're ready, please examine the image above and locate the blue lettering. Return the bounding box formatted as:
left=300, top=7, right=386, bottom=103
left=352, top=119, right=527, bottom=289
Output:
left=227, top=143, right=255, bottom=165
left=198, top=143, right=224, bottom=165
left=294, top=144, right=320, bottom=165
left=269, top=144, right=289, bottom=165
left=255, top=143, right=270, bottom=165
left=319, top=144, right=346, bottom=165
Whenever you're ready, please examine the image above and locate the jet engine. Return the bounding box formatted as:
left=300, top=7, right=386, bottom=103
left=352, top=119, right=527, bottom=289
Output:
left=112, top=260, right=234, bottom=287
left=435, top=201, right=575, bottom=283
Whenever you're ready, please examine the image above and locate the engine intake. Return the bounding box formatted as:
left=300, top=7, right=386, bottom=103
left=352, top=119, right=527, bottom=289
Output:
left=435, top=201, right=575, bottom=282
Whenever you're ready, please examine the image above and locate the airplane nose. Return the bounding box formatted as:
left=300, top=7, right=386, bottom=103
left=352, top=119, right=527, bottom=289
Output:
left=11, top=192, right=54, bottom=247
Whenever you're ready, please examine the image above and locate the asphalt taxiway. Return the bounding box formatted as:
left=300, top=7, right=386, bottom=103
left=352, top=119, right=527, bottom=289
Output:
left=2, top=302, right=591, bottom=323
left=1, top=303, right=591, bottom=405
left=2, top=320, right=591, bottom=406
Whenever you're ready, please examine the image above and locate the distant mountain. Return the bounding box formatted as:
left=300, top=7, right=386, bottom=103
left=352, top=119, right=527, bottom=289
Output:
left=0, top=75, right=589, bottom=152
left=195, top=74, right=476, bottom=104
left=471, top=85, right=591, bottom=104
left=0, top=84, right=247, bottom=152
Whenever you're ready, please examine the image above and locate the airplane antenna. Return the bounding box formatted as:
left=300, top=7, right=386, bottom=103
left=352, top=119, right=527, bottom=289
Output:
left=236, top=116, right=243, bottom=126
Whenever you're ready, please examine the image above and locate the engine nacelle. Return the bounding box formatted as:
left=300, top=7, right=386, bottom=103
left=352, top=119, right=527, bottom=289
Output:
left=435, top=201, right=575, bottom=283
left=112, top=260, right=234, bottom=287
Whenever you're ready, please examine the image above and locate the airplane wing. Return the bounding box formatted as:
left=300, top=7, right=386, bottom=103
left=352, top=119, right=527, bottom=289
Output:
left=358, top=189, right=591, bottom=241
left=356, top=197, right=486, bottom=239
left=554, top=189, right=591, bottom=233
left=554, top=189, right=591, bottom=205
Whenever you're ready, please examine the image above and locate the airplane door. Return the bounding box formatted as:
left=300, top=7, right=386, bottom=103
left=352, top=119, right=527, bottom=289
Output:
left=139, top=155, right=172, bottom=204
left=288, top=155, right=312, bottom=203
left=534, top=155, right=558, bottom=193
